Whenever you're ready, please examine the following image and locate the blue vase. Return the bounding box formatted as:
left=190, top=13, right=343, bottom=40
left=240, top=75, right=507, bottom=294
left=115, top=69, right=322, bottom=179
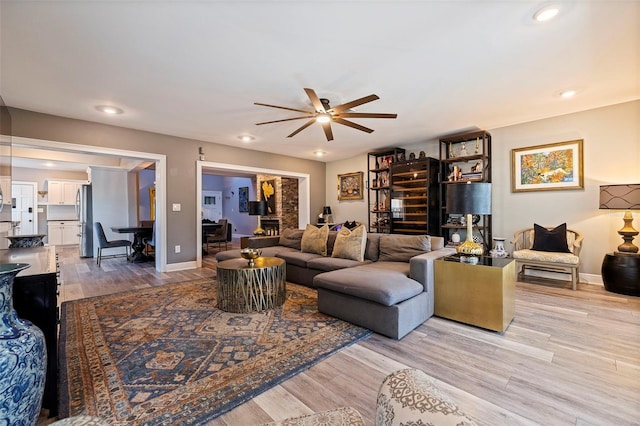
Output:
left=0, top=263, right=47, bottom=425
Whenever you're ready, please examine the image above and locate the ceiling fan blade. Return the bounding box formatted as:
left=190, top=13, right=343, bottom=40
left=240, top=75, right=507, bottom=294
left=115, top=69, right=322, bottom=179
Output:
left=338, top=112, right=398, bottom=119
left=254, top=102, right=315, bottom=114
left=303, top=88, right=326, bottom=113
left=256, top=116, right=314, bottom=126
left=333, top=117, right=374, bottom=133
left=329, top=94, right=380, bottom=113
left=321, top=122, right=334, bottom=141
left=287, top=118, right=317, bottom=138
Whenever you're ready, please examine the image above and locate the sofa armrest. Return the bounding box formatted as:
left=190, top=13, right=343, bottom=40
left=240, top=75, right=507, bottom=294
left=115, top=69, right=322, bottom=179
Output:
left=409, top=248, right=456, bottom=292
left=248, top=236, right=281, bottom=248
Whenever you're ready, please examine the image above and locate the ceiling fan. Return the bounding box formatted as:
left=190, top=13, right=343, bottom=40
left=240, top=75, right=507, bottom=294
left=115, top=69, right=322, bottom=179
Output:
left=254, top=88, right=397, bottom=141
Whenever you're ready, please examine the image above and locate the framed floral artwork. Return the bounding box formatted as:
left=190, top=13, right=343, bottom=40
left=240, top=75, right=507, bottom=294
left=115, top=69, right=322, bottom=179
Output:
left=511, top=139, right=584, bottom=192
left=337, top=171, right=364, bottom=200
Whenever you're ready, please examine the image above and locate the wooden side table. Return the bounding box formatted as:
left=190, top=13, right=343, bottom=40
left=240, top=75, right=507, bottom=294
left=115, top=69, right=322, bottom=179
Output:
left=601, top=252, right=640, bottom=296
left=434, top=255, right=515, bottom=332
left=216, top=257, right=286, bottom=313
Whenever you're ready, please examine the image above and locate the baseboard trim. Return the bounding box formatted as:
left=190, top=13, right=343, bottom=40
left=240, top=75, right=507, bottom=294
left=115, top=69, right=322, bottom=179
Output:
left=165, top=260, right=198, bottom=272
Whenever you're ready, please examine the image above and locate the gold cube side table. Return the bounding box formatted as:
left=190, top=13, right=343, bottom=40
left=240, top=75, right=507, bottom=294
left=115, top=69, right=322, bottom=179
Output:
left=434, top=255, right=515, bottom=332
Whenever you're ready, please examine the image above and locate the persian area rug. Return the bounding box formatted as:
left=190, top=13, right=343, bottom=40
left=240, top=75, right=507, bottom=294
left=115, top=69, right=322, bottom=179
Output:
left=59, top=279, right=371, bottom=425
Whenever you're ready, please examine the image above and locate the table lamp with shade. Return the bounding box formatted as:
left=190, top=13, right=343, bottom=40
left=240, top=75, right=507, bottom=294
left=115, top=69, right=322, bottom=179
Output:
left=599, top=184, right=640, bottom=253
left=599, top=184, right=640, bottom=296
left=248, top=200, right=267, bottom=236
left=322, top=206, right=333, bottom=224
left=446, top=182, right=492, bottom=260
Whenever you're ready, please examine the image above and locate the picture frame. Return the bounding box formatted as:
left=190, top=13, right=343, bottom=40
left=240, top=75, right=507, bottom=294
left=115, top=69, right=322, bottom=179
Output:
left=238, top=186, right=249, bottom=213
left=511, top=139, right=584, bottom=192
left=337, top=171, right=364, bottom=201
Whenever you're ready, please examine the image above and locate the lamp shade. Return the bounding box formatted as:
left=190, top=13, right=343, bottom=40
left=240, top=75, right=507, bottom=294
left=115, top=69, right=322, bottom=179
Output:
left=322, top=206, right=332, bottom=215
left=599, top=184, right=640, bottom=210
left=248, top=200, right=267, bottom=216
left=446, top=182, right=492, bottom=215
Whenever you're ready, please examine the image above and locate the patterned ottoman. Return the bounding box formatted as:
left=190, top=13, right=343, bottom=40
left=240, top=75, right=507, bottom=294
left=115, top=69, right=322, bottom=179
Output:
left=376, top=368, right=477, bottom=426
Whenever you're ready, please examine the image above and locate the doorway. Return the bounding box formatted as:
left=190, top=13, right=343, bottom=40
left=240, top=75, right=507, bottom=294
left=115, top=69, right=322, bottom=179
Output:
left=196, top=160, right=310, bottom=267
left=12, top=136, right=167, bottom=272
left=11, top=181, right=37, bottom=235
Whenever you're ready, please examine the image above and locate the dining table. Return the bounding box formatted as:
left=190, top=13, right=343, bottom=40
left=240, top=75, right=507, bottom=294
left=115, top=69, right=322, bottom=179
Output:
left=110, top=225, right=153, bottom=263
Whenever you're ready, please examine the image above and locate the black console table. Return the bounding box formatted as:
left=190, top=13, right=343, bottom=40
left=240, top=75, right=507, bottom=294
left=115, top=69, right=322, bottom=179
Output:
left=602, top=252, right=640, bottom=296
left=1, top=246, right=59, bottom=416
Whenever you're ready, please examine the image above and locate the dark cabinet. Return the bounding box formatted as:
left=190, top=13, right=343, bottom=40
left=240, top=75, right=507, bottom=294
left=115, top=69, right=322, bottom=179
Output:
left=390, top=157, right=439, bottom=235
left=2, top=246, right=59, bottom=417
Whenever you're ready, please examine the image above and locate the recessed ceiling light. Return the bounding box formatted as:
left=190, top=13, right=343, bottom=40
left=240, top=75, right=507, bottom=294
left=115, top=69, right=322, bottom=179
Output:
left=238, top=135, right=255, bottom=142
left=44, top=162, right=55, bottom=167
left=560, top=89, right=577, bottom=98
left=533, top=5, right=560, bottom=22
left=95, top=105, right=123, bottom=115
left=313, top=150, right=326, bottom=157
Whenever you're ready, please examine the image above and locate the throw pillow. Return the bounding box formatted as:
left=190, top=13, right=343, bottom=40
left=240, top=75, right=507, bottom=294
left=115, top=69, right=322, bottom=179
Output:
left=301, top=224, right=329, bottom=256
left=278, top=228, right=304, bottom=250
left=378, top=235, right=431, bottom=262
left=532, top=223, right=571, bottom=253
left=331, top=225, right=367, bottom=262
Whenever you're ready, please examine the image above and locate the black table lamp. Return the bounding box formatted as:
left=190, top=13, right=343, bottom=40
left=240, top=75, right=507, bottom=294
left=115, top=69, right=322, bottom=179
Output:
left=322, top=206, right=333, bottom=224
left=248, top=200, right=268, bottom=236
left=599, top=184, right=640, bottom=253
left=446, top=182, right=491, bottom=257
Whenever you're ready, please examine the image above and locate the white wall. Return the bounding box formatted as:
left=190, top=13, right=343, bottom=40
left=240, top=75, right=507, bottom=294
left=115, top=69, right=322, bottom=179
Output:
left=326, top=100, right=640, bottom=279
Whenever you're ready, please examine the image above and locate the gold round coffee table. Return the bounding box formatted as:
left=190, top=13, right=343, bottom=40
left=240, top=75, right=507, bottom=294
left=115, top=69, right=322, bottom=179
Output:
left=216, top=257, right=286, bottom=313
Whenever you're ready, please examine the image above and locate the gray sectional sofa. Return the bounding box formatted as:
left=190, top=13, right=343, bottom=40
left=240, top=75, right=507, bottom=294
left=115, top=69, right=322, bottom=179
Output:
left=216, top=228, right=454, bottom=339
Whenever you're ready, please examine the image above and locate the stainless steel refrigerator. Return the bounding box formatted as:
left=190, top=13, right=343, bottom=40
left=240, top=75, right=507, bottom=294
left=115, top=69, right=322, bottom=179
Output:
left=77, top=184, right=93, bottom=257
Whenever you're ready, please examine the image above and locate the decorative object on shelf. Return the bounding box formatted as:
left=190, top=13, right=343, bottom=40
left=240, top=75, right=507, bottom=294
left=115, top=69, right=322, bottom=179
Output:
left=475, top=137, right=480, bottom=154
left=248, top=200, right=268, bottom=235
left=458, top=142, right=468, bottom=157
left=0, top=263, right=47, bottom=426
left=451, top=231, right=461, bottom=243
left=599, top=184, right=640, bottom=253
left=409, top=152, right=416, bottom=160
left=446, top=182, right=492, bottom=258
left=511, top=139, right=584, bottom=192
left=490, top=237, right=508, bottom=258
left=240, top=248, right=262, bottom=267
left=398, top=152, right=406, bottom=161
left=338, top=171, right=364, bottom=200
left=448, top=142, right=453, bottom=158
left=419, top=151, right=426, bottom=159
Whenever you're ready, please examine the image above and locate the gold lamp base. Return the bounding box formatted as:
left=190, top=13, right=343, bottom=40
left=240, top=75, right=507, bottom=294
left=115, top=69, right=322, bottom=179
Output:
left=617, top=210, right=639, bottom=253
left=253, top=226, right=265, bottom=236
left=456, top=213, right=484, bottom=256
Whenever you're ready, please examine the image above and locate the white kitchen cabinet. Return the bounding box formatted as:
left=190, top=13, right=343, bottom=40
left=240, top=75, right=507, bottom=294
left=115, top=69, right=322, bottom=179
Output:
left=47, top=220, right=80, bottom=245
left=47, top=181, right=79, bottom=205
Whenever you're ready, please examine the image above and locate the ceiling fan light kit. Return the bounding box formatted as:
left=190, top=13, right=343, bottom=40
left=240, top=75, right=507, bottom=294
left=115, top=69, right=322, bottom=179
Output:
left=255, top=88, right=397, bottom=141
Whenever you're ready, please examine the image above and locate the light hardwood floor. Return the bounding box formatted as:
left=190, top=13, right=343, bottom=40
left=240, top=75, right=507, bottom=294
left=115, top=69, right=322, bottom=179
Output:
left=52, top=242, right=639, bottom=426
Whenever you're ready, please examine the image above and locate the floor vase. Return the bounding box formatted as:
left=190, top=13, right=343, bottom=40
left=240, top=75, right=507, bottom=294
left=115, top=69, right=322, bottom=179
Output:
left=0, top=263, right=47, bottom=425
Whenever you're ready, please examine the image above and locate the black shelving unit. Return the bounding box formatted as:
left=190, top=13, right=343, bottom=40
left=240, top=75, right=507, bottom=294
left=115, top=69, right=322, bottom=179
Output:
left=439, top=130, right=492, bottom=251
left=367, top=148, right=405, bottom=234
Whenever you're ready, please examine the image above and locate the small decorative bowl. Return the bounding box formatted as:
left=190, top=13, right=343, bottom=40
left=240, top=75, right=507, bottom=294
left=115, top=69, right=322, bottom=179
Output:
left=240, top=248, right=262, bottom=267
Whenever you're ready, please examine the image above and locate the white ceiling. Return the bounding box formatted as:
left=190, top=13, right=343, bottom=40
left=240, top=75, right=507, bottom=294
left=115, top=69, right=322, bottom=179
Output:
left=1, top=1, right=639, bottom=164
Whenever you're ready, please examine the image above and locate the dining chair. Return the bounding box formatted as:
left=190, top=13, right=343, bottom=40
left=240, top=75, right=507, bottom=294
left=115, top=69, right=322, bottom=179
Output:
left=206, top=219, right=229, bottom=252
left=143, top=221, right=156, bottom=256
left=94, top=222, right=132, bottom=267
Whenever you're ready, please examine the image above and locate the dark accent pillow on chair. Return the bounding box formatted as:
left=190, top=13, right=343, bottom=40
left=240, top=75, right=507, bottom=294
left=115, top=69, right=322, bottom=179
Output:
left=532, top=223, right=570, bottom=252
